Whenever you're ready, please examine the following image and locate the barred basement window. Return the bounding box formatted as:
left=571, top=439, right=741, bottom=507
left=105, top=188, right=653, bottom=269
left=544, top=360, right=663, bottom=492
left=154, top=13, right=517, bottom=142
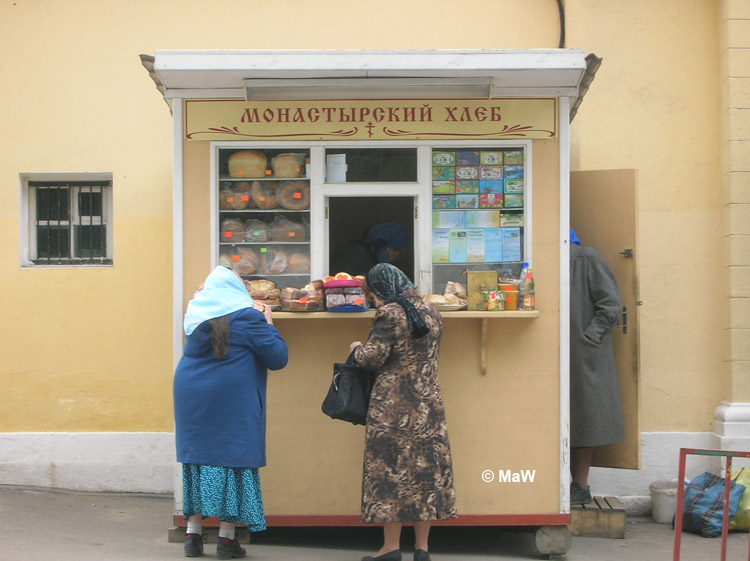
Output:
left=23, top=177, right=113, bottom=266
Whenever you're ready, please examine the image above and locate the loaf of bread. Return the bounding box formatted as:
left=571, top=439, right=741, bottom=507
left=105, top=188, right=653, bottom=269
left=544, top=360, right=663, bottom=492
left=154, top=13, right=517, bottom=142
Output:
left=246, top=278, right=276, bottom=292
left=286, top=252, right=310, bottom=274
left=244, top=219, right=270, bottom=242
left=250, top=181, right=278, bottom=209
left=234, top=248, right=260, bottom=275
left=326, top=293, right=346, bottom=308
left=270, top=216, right=307, bottom=242
left=259, top=249, right=288, bottom=275
left=277, top=181, right=310, bottom=210
left=272, top=153, right=305, bottom=178
left=228, top=150, right=267, bottom=178
left=221, top=218, right=246, bottom=242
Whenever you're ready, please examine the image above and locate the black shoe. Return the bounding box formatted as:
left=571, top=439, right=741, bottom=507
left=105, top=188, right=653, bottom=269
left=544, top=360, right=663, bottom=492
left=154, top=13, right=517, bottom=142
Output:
left=414, top=550, right=431, bottom=561
left=361, top=550, right=402, bottom=561
left=184, top=533, right=204, bottom=557
left=217, top=537, right=246, bottom=560
left=571, top=482, right=592, bottom=505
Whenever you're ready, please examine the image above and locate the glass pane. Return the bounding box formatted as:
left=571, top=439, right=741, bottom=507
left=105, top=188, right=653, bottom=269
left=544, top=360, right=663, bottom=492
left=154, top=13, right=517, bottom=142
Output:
left=37, top=226, right=71, bottom=259
left=78, top=190, right=103, bottom=217
left=75, top=225, right=106, bottom=258
left=36, top=188, right=69, bottom=221
left=430, top=147, right=527, bottom=293
left=325, top=148, right=417, bottom=182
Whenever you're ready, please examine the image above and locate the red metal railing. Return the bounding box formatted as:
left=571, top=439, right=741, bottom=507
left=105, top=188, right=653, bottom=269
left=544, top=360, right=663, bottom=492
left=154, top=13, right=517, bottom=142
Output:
left=673, top=448, right=750, bottom=561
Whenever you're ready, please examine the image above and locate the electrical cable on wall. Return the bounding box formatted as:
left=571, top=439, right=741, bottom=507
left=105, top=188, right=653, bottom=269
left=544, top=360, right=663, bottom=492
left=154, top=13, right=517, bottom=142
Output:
left=557, top=0, right=566, bottom=48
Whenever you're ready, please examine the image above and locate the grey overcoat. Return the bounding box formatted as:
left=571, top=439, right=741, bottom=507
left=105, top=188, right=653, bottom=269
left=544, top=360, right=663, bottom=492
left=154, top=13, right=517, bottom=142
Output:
left=570, top=244, right=625, bottom=448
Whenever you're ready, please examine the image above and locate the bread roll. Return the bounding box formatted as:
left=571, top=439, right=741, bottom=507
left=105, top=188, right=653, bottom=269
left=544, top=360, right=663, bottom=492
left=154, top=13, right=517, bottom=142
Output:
left=270, top=216, right=307, bottom=242
left=286, top=252, right=310, bottom=274
left=244, top=219, right=270, bottom=242
left=277, top=181, right=310, bottom=210
left=228, top=150, right=267, bottom=178
left=272, top=153, right=305, bottom=178
left=250, top=181, right=278, bottom=209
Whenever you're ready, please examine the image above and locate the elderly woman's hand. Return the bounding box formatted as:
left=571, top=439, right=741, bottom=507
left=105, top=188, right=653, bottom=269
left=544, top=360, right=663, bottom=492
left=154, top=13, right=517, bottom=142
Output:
left=349, top=341, right=362, bottom=353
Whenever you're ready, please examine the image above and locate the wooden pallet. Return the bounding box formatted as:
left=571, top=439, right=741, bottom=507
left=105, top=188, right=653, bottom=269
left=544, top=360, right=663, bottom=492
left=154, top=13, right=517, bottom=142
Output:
left=569, top=496, right=626, bottom=539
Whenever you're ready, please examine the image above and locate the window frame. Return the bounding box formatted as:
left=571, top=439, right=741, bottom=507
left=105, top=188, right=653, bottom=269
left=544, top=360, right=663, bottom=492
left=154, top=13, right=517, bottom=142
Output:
left=20, top=173, right=114, bottom=267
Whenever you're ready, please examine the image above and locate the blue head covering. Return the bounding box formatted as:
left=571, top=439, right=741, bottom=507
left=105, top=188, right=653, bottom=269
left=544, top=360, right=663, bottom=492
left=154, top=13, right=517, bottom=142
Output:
left=362, top=222, right=409, bottom=263
left=366, top=263, right=429, bottom=339
left=570, top=228, right=581, bottom=246
left=184, top=266, right=254, bottom=336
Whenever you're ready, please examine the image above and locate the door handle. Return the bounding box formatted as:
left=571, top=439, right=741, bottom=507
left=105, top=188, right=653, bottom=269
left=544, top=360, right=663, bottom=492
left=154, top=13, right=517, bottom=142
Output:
left=619, top=249, right=634, bottom=258
left=621, top=306, right=627, bottom=334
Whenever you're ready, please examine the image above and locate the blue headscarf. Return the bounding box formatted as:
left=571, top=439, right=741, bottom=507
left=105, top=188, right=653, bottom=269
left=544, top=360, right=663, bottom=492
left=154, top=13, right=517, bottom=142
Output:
left=184, top=266, right=254, bottom=336
left=570, top=228, right=581, bottom=246
left=366, top=263, right=429, bottom=339
left=362, top=222, right=409, bottom=263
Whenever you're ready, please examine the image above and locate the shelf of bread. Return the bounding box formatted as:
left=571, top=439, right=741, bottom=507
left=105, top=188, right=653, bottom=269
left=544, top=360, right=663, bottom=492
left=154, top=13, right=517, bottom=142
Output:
left=271, top=310, right=539, bottom=319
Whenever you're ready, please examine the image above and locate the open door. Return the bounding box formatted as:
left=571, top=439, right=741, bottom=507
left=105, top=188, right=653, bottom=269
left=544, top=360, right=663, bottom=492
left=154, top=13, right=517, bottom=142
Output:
left=571, top=169, right=639, bottom=469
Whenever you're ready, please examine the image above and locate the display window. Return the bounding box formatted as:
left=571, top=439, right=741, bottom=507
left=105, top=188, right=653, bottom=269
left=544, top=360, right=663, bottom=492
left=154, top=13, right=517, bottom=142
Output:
left=213, top=142, right=529, bottom=302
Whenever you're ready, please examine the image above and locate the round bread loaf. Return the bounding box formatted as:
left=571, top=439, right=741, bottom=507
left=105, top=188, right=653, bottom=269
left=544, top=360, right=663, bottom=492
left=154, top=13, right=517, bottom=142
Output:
left=244, top=219, right=270, bottom=242
left=228, top=150, right=267, bottom=178
left=270, top=216, right=307, bottom=242
left=272, top=153, right=305, bottom=177
left=261, top=249, right=288, bottom=275
left=277, top=181, right=310, bottom=210
left=220, top=218, right=246, bottom=242
left=234, top=248, right=260, bottom=275
left=286, top=252, right=311, bottom=274
left=250, top=181, right=278, bottom=209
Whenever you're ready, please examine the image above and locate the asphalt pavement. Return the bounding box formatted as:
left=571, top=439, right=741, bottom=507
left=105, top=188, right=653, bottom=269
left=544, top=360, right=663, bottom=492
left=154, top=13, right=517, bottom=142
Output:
left=2, top=485, right=748, bottom=560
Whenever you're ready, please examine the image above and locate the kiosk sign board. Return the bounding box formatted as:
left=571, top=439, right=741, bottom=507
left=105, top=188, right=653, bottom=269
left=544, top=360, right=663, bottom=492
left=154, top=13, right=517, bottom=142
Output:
left=184, top=98, right=558, bottom=141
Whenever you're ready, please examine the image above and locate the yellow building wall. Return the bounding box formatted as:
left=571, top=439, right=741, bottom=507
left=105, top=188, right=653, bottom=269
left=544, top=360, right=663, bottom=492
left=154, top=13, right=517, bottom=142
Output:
left=566, top=0, right=724, bottom=431
left=0, top=0, right=726, bottom=439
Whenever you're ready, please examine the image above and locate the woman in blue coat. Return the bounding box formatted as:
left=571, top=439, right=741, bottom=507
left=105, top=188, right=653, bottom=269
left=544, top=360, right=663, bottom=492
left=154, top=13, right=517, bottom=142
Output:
left=174, top=266, right=288, bottom=559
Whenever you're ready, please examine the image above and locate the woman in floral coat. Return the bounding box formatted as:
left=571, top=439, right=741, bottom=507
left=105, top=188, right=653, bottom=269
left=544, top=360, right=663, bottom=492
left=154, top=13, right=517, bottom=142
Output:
left=349, top=263, right=457, bottom=561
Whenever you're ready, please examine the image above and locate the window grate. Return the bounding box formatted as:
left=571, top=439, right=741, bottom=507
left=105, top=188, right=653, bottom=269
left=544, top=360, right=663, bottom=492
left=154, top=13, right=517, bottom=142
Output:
left=29, top=180, right=113, bottom=265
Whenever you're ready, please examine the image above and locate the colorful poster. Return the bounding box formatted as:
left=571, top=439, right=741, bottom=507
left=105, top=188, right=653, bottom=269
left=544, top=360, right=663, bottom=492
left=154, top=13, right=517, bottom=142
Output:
left=503, top=150, right=524, bottom=165
left=504, top=165, right=524, bottom=181
left=449, top=230, right=468, bottom=263
left=480, top=180, right=503, bottom=193
left=456, top=195, right=479, bottom=209
left=502, top=227, right=522, bottom=262
left=433, top=211, right=465, bottom=229
left=479, top=194, right=504, bottom=208
left=432, top=230, right=450, bottom=263
left=433, top=195, right=455, bottom=209
left=484, top=228, right=504, bottom=262
left=465, top=210, right=501, bottom=228
left=467, top=229, right=486, bottom=262
left=456, top=180, right=479, bottom=193
left=456, top=151, right=479, bottom=166
left=504, top=179, right=524, bottom=193
left=432, top=181, right=455, bottom=194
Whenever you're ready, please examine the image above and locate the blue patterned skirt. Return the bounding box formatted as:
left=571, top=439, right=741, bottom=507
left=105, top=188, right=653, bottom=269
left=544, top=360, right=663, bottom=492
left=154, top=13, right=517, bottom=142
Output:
left=182, top=464, right=266, bottom=531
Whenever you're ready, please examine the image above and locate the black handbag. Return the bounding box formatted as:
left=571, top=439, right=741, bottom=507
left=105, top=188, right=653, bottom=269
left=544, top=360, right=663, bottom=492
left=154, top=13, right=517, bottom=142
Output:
left=321, top=351, right=373, bottom=426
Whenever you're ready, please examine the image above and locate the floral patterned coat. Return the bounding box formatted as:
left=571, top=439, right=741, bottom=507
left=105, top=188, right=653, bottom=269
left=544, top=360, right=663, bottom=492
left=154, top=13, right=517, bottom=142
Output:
left=353, top=288, right=458, bottom=523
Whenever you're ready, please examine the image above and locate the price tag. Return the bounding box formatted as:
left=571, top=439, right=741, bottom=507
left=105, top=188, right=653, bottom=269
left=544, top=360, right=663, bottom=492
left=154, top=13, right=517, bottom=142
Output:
left=232, top=255, right=240, bottom=262
left=241, top=195, right=250, bottom=201
left=224, top=231, right=233, bottom=238
left=260, top=247, right=267, bottom=253
left=226, top=196, right=234, bottom=203
left=288, top=232, right=296, bottom=238
left=293, top=192, right=302, bottom=199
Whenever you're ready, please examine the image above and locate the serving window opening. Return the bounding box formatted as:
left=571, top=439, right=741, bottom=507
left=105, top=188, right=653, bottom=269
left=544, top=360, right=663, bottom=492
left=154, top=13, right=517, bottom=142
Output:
left=327, top=196, right=415, bottom=282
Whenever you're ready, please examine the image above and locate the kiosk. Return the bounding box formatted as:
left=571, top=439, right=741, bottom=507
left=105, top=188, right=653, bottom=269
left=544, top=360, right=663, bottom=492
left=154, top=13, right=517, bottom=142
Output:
left=142, top=49, right=592, bottom=555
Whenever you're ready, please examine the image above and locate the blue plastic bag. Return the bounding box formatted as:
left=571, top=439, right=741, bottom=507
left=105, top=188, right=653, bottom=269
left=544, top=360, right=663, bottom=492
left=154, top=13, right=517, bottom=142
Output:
left=682, top=471, right=746, bottom=537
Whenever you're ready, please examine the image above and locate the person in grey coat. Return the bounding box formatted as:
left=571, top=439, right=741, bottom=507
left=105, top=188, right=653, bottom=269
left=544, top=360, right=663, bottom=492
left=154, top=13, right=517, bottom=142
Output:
left=569, top=228, right=625, bottom=505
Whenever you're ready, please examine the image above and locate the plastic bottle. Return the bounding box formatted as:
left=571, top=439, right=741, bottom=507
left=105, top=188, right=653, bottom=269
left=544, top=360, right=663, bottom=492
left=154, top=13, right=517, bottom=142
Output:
left=518, top=262, right=535, bottom=311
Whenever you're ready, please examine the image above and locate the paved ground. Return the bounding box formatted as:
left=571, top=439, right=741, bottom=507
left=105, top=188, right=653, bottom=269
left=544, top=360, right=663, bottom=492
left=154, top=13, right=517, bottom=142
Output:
left=2, top=485, right=748, bottom=560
